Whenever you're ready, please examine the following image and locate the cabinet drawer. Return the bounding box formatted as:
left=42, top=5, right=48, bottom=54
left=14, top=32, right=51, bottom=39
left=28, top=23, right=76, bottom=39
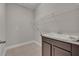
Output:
left=54, top=46, right=71, bottom=56
left=42, top=36, right=52, bottom=44
left=53, top=40, right=71, bottom=51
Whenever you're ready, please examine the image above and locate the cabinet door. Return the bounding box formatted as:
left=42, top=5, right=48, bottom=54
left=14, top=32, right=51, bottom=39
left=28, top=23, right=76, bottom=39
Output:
left=72, top=44, right=79, bottom=56
left=42, top=41, right=51, bottom=56
left=54, top=46, right=71, bottom=56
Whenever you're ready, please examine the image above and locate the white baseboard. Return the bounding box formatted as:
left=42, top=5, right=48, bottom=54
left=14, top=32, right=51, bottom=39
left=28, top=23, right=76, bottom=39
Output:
left=33, top=41, right=41, bottom=46
left=6, top=40, right=35, bottom=50
left=4, top=40, right=41, bottom=56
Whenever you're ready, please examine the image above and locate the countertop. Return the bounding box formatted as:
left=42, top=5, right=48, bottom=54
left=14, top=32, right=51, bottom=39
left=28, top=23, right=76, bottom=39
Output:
left=42, top=32, right=79, bottom=45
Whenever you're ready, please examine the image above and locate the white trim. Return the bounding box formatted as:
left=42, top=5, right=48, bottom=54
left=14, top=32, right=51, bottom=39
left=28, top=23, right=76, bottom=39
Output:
left=6, top=40, right=34, bottom=50
left=33, top=41, right=41, bottom=46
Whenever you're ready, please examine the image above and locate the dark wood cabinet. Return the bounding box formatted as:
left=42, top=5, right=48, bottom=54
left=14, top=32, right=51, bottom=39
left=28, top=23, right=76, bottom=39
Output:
left=72, top=44, right=79, bottom=56
left=42, top=41, right=51, bottom=56
left=42, top=36, right=79, bottom=56
left=53, top=40, right=71, bottom=51
left=53, top=46, right=71, bottom=56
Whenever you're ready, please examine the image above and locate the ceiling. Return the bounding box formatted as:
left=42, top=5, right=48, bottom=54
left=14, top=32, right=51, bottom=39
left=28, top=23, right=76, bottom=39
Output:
left=17, top=3, right=40, bottom=11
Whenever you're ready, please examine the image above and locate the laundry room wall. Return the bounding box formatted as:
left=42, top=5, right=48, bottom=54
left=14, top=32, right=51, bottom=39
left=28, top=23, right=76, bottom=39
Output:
left=6, top=4, right=35, bottom=47
left=0, top=3, right=6, bottom=41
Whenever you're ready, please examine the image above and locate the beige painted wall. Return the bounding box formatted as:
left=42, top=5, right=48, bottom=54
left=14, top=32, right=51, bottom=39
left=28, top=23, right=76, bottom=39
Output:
left=6, top=4, right=35, bottom=47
